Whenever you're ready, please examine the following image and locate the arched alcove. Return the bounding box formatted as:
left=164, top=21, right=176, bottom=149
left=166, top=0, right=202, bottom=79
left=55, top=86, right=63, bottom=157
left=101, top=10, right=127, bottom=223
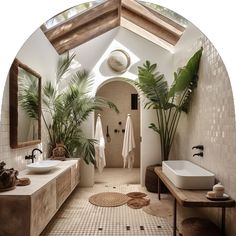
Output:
left=95, top=78, right=140, bottom=170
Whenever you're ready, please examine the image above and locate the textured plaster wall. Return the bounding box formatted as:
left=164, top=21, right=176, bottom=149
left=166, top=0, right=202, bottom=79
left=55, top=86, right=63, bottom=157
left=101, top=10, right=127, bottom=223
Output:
left=0, top=29, right=58, bottom=171
left=172, top=24, right=236, bottom=235
left=71, top=26, right=173, bottom=185
left=96, top=80, right=140, bottom=168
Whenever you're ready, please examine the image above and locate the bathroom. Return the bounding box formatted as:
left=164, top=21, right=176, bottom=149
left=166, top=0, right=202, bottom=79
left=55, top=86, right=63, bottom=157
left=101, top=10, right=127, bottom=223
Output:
left=1, top=1, right=236, bottom=235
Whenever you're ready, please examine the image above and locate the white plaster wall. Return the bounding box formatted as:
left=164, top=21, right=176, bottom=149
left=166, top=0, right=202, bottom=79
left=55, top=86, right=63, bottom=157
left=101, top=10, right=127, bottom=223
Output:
left=0, top=28, right=58, bottom=171
left=172, top=24, right=236, bottom=235
left=71, top=26, right=173, bottom=185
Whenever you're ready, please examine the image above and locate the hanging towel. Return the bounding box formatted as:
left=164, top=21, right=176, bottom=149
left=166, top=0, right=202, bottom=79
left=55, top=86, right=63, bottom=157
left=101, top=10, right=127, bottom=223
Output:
left=94, top=114, right=106, bottom=173
left=122, top=114, right=136, bottom=168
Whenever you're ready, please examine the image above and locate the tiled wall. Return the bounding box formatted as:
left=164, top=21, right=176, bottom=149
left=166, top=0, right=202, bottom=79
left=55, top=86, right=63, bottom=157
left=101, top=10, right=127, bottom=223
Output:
left=0, top=77, right=44, bottom=171
left=172, top=35, right=236, bottom=235
left=0, top=28, right=58, bottom=171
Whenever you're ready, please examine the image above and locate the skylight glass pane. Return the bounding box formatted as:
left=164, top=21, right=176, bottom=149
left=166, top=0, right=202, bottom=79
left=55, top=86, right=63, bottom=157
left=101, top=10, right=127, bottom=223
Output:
left=139, top=1, right=188, bottom=27
left=44, top=0, right=106, bottom=30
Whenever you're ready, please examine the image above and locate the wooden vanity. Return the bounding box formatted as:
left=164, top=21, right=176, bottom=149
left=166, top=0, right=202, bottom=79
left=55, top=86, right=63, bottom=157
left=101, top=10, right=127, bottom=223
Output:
left=155, top=167, right=235, bottom=236
left=0, top=159, right=80, bottom=236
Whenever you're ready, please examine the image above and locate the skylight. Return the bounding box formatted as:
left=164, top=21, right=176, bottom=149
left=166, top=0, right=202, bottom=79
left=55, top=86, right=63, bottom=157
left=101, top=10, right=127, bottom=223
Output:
left=139, top=1, right=188, bottom=28
left=42, top=0, right=106, bottom=31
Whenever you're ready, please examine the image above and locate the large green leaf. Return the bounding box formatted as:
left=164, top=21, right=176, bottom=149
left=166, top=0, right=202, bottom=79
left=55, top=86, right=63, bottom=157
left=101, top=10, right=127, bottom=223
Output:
left=168, top=47, right=203, bottom=98
left=135, top=60, right=168, bottom=109
left=39, top=53, right=119, bottom=164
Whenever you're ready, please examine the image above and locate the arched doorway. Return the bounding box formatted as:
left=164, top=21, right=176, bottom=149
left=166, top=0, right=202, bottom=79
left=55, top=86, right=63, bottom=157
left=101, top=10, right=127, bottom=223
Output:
left=95, top=79, right=140, bottom=171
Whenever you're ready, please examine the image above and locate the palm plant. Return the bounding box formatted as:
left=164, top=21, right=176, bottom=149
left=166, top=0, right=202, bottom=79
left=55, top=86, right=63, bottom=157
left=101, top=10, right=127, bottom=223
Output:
left=18, top=68, right=39, bottom=120
left=19, top=52, right=118, bottom=164
left=134, top=47, right=203, bottom=161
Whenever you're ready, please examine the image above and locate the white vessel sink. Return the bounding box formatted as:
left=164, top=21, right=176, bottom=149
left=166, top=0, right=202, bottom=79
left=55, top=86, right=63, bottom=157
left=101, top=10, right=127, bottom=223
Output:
left=27, top=160, right=62, bottom=173
left=162, top=160, right=215, bottom=189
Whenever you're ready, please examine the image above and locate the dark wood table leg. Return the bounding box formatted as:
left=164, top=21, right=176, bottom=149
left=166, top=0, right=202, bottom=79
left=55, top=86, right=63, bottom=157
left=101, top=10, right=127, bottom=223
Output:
left=221, top=207, right=225, bottom=236
left=173, top=198, right=177, bottom=236
left=158, top=176, right=161, bottom=200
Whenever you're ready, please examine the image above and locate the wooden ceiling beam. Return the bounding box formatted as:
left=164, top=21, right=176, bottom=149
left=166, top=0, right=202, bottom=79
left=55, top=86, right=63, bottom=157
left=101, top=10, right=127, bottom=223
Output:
left=141, top=5, right=185, bottom=32
left=45, top=0, right=120, bottom=42
left=121, top=17, right=174, bottom=52
left=54, top=10, right=119, bottom=54
left=121, top=7, right=178, bottom=45
left=121, top=0, right=182, bottom=38
left=42, top=0, right=185, bottom=53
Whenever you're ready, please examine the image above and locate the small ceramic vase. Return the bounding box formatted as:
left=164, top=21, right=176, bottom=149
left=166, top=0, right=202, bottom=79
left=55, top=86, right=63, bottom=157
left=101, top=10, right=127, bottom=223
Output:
left=213, top=182, right=224, bottom=197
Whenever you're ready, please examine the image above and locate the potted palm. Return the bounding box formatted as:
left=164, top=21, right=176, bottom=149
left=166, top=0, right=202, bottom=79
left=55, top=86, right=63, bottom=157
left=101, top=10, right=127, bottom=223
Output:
left=135, top=47, right=203, bottom=162
left=19, top=52, right=118, bottom=165
left=134, top=48, right=203, bottom=192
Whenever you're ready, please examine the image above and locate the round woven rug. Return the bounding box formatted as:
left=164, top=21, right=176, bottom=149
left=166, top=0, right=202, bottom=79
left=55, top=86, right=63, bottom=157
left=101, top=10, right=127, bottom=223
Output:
left=126, top=192, right=147, bottom=198
left=127, top=198, right=150, bottom=209
left=143, top=201, right=172, bottom=217
left=89, top=192, right=129, bottom=207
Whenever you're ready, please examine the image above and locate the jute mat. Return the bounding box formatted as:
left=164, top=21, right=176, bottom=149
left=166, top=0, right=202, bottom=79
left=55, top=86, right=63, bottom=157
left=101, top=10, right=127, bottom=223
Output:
left=127, top=198, right=150, bottom=209
left=126, top=192, right=147, bottom=198
left=142, top=200, right=172, bottom=217
left=89, top=192, right=129, bottom=207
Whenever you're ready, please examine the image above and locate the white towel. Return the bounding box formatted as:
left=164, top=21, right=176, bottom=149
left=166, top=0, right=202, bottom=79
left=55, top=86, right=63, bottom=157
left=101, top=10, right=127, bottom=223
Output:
left=122, top=114, right=136, bottom=168
left=94, top=114, right=106, bottom=173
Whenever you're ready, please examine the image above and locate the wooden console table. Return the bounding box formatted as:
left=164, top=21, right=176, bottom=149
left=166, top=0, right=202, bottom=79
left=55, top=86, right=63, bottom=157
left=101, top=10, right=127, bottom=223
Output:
left=154, top=167, right=235, bottom=236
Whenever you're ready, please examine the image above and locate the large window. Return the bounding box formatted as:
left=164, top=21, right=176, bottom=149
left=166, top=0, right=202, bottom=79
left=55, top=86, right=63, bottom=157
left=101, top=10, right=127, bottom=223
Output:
left=42, top=1, right=106, bottom=31
left=139, top=1, right=188, bottom=27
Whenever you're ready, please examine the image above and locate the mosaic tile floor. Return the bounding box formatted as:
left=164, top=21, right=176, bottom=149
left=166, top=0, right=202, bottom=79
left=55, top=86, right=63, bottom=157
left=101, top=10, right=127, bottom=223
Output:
left=41, top=169, right=173, bottom=236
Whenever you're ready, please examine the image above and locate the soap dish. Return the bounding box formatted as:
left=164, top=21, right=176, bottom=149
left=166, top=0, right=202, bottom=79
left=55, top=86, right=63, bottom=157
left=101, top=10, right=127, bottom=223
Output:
left=206, top=193, right=230, bottom=201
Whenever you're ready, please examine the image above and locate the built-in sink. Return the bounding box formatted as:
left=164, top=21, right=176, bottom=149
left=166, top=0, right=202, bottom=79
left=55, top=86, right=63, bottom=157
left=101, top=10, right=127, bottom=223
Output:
left=162, top=160, right=215, bottom=189
left=27, top=160, right=62, bottom=173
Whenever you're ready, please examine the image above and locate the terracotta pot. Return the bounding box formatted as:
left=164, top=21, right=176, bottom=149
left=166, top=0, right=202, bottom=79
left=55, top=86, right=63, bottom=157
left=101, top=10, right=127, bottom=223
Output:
left=145, top=164, right=168, bottom=193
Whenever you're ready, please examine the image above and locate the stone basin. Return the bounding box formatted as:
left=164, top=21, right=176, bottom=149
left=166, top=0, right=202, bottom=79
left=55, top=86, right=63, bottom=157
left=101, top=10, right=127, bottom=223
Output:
left=162, top=160, right=215, bottom=189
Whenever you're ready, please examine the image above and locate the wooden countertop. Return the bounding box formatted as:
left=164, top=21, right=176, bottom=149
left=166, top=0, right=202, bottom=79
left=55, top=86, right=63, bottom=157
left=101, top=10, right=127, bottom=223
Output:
left=0, top=159, right=79, bottom=196
left=155, top=167, right=235, bottom=208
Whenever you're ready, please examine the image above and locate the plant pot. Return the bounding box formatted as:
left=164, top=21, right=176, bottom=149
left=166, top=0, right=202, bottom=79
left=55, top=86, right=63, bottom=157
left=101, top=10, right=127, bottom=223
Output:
left=79, top=159, right=94, bottom=187
left=145, top=164, right=168, bottom=193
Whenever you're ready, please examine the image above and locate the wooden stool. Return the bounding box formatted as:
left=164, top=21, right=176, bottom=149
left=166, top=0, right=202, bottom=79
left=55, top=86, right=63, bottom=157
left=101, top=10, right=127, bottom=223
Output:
left=181, top=217, right=220, bottom=236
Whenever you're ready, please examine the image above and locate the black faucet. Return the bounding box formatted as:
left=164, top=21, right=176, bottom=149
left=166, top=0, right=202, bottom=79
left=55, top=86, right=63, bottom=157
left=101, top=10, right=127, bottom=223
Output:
left=193, top=152, right=203, bottom=157
left=25, top=148, right=43, bottom=163
left=192, top=145, right=204, bottom=151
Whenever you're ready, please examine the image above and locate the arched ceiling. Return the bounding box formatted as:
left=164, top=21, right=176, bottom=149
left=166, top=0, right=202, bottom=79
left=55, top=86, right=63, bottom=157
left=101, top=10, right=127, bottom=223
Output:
left=42, top=0, right=186, bottom=54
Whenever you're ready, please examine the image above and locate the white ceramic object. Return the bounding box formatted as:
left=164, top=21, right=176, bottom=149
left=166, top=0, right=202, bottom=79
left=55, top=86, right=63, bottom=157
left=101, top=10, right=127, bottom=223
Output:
left=27, top=160, right=62, bottom=173
left=213, top=182, right=224, bottom=197
left=162, top=160, right=215, bottom=189
left=107, top=49, right=130, bottom=73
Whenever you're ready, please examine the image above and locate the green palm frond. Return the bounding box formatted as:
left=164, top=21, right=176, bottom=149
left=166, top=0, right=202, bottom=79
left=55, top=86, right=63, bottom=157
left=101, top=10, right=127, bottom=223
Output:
left=168, top=47, right=203, bottom=110
left=39, top=53, right=119, bottom=163
left=135, top=61, right=168, bottom=109
left=133, top=49, right=203, bottom=161
left=18, top=70, right=39, bottom=119
left=57, top=52, right=76, bottom=81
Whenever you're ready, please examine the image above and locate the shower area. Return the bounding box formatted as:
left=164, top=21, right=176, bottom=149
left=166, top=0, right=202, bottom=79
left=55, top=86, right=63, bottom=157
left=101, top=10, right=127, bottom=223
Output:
left=95, top=79, right=140, bottom=172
